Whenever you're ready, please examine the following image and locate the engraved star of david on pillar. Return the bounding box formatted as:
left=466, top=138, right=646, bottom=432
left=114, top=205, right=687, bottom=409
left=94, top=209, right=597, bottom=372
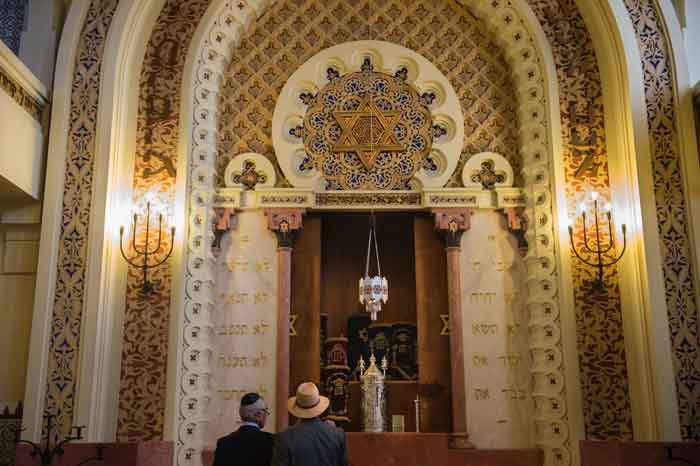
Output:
left=332, top=95, right=406, bottom=169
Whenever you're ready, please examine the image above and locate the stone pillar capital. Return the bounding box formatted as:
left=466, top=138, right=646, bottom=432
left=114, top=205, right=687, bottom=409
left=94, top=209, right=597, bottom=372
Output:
left=265, top=208, right=305, bottom=248
left=503, top=207, right=524, bottom=231
left=212, top=207, right=236, bottom=249
left=503, top=207, right=528, bottom=255
left=432, top=208, right=473, bottom=248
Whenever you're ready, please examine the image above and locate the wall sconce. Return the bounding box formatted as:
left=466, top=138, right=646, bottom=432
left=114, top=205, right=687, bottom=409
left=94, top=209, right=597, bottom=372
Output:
left=119, top=199, right=175, bottom=294
left=14, top=413, right=106, bottom=466
left=568, top=192, right=627, bottom=294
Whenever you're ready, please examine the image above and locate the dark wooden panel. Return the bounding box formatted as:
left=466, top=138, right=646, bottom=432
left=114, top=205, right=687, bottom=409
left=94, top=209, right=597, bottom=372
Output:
left=290, top=215, right=322, bottom=393
left=320, top=213, right=418, bottom=431
left=321, top=213, right=417, bottom=340
left=414, top=215, right=452, bottom=433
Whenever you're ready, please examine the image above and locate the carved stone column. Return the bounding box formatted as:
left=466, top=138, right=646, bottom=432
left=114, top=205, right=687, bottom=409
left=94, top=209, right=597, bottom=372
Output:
left=432, top=208, right=474, bottom=448
left=266, top=208, right=304, bottom=430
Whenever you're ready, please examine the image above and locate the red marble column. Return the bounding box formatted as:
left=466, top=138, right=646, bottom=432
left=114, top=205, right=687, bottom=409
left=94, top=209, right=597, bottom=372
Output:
left=432, top=208, right=474, bottom=449
left=265, top=208, right=304, bottom=431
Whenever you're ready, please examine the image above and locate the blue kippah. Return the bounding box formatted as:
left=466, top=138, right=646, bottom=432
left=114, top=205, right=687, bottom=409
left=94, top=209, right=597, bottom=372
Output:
left=240, top=393, right=261, bottom=406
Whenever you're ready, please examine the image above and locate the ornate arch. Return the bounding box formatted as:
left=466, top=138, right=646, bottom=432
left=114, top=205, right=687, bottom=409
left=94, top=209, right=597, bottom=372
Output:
left=177, top=1, right=574, bottom=465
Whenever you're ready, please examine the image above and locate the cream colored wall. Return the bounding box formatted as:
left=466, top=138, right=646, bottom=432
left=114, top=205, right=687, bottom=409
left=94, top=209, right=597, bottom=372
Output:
left=18, top=0, right=70, bottom=87
left=682, top=0, right=700, bottom=84
left=0, top=92, right=44, bottom=200
left=0, top=223, right=39, bottom=402
left=0, top=41, right=48, bottom=201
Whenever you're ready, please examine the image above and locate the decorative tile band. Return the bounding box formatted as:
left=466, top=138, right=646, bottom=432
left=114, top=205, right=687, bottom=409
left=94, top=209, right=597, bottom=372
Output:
left=315, top=192, right=422, bottom=207
left=44, top=0, right=120, bottom=442
left=623, top=0, right=700, bottom=441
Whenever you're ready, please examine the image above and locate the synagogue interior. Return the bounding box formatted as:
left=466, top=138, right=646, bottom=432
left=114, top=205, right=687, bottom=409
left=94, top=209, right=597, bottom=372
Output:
left=1, top=0, right=700, bottom=465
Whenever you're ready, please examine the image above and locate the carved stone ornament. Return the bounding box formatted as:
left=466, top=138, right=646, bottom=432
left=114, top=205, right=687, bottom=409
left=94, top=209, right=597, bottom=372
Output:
left=272, top=41, right=465, bottom=189
left=301, top=58, right=433, bottom=189
left=265, top=208, right=304, bottom=248
left=462, top=152, right=514, bottom=189
left=433, top=208, right=473, bottom=248
left=224, top=152, right=277, bottom=189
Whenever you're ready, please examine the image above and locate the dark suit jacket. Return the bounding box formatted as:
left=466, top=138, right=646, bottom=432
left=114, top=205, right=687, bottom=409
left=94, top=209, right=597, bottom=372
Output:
left=271, top=418, right=348, bottom=466
left=213, top=425, right=274, bottom=466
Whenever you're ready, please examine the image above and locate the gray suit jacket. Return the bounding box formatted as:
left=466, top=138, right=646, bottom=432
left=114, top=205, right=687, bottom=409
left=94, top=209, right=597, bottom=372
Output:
left=271, top=419, right=348, bottom=466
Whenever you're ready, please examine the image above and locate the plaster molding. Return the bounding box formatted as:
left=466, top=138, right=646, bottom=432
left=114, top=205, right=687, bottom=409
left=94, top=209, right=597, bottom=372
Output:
left=22, top=0, right=92, bottom=442
left=0, top=39, right=48, bottom=103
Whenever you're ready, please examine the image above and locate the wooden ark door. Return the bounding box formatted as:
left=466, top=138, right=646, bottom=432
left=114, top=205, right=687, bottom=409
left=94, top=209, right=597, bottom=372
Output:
left=414, top=215, right=452, bottom=433
left=290, top=215, right=322, bottom=396
left=290, top=213, right=450, bottom=432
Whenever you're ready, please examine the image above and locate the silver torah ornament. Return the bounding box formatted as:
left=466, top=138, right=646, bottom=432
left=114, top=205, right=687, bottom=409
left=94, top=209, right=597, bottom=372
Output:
left=358, top=352, right=388, bottom=432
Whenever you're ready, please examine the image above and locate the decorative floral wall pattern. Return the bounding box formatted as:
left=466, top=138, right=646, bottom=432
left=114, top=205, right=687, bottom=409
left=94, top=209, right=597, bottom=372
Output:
left=46, top=0, right=695, bottom=447
left=217, top=0, right=521, bottom=189
left=527, top=0, right=634, bottom=440
left=0, top=0, right=27, bottom=54
left=116, top=0, right=212, bottom=442
left=44, top=0, right=120, bottom=441
left=623, top=0, right=700, bottom=441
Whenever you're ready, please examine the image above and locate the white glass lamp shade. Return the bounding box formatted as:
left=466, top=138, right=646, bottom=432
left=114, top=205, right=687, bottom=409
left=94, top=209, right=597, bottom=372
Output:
left=359, top=275, right=389, bottom=320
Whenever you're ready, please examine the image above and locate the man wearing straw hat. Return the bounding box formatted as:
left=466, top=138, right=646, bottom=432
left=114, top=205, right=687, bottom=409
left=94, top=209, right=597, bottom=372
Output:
left=271, top=382, right=348, bottom=466
left=213, top=392, right=273, bottom=466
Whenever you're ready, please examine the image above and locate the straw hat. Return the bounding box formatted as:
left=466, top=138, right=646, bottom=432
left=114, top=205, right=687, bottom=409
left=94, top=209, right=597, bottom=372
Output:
left=287, top=382, right=329, bottom=419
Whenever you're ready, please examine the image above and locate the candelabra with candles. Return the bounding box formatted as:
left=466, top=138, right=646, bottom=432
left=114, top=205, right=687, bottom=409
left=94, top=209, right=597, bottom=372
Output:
left=119, top=197, right=175, bottom=294
left=568, top=192, right=627, bottom=294
left=14, top=414, right=105, bottom=466
left=359, top=213, right=388, bottom=321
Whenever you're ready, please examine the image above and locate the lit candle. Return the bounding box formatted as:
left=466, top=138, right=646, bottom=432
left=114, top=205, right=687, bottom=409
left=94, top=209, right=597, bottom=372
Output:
left=414, top=396, right=421, bottom=433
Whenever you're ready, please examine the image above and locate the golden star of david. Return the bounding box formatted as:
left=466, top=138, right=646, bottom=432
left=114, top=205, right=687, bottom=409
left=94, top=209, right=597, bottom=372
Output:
left=440, top=314, right=450, bottom=336
left=290, top=314, right=298, bottom=337
left=332, top=95, right=405, bottom=169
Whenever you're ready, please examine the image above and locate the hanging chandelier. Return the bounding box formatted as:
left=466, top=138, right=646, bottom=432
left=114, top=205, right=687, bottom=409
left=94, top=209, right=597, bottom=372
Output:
left=359, top=214, right=388, bottom=320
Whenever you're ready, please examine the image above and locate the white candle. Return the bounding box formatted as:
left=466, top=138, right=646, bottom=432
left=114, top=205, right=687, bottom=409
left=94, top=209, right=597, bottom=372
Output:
left=414, top=396, right=421, bottom=433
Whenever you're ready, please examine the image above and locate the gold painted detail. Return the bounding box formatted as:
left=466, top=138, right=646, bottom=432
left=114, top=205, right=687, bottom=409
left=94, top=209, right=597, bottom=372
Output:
left=332, top=94, right=405, bottom=169
left=232, top=160, right=267, bottom=190
left=315, top=192, right=421, bottom=207
left=440, top=314, right=450, bottom=336
left=290, top=314, right=298, bottom=337
left=0, top=68, right=45, bottom=122
left=501, top=195, right=526, bottom=205
left=259, top=195, right=309, bottom=205
left=428, top=195, right=477, bottom=205
left=302, top=60, right=433, bottom=190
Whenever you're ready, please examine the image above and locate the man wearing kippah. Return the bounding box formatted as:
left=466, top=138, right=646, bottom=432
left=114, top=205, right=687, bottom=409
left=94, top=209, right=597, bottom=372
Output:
left=213, top=392, right=274, bottom=466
